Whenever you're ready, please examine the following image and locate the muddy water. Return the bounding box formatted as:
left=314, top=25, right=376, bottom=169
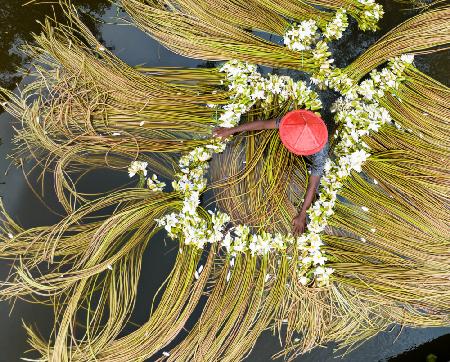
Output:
left=0, top=1, right=449, bottom=361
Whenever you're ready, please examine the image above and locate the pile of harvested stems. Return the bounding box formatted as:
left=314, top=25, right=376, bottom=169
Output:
left=120, top=0, right=328, bottom=70
left=0, top=0, right=449, bottom=361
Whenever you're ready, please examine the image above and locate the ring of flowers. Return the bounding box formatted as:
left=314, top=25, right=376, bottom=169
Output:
left=128, top=3, right=414, bottom=287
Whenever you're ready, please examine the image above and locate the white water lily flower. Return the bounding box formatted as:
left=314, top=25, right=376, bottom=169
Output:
left=284, top=20, right=318, bottom=51
left=307, top=221, right=326, bottom=234
left=348, top=149, right=370, bottom=172
left=219, top=109, right=240, bottom=128
left=312, top=252, right=327, bottom=266
left=147, top=174, right=165, bottom=192
left=128, top=161, right=148, bottom=178
left=249, top=235, right=259, bottom=256
left=176, top=175, right=195, bottom=193
left=323, top=9, right=349, bottom=40
left=358, top=79, right=376, bottom=100
left=258, top=236, right=272, bottom=255
left=400, top=54, right=414, bottom=64
left=226, top=271, right=231, bottom=282
left=232, top=237, right=247, bottom=253
left=299, top=276, right=309, bottom=285
left=197, top=150, right=211, bottom=162
left=182, top=193, right=200, bottom=216
left=272, top=234, right=285, bottom=250
left=314, top=266, right=325, bottom=276
left=159, top=213, right=179, bottom=235
left=221, top=232, right=233, bottom=252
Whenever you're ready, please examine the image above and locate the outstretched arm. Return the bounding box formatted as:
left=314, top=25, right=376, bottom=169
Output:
left=293, top=143, right=328, bottom=235
left=213, top=119, right=277, bottom=138
left=292, top=175, right=320, bottom=235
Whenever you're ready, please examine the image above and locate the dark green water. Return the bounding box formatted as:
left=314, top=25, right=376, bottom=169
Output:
left=0, top=1, right=449, bottom=361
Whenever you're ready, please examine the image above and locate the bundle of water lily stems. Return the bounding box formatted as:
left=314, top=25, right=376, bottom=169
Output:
left=0, top=1, right=449, bottom=361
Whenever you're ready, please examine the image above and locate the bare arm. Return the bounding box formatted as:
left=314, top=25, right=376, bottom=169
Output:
left=300, top=175, right=320, bottom=214
left=213, top=119, right=277, bottom=138
left=214, top=116, right=323, bottom=236
left=292, top=175, right=320, bottom=235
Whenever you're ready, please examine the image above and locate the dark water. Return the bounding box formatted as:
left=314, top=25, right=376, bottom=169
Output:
left=0, top=1, right=449, bottom=361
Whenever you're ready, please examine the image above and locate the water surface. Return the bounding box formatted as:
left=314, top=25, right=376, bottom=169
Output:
left=0, top=1, right=449, bottom=361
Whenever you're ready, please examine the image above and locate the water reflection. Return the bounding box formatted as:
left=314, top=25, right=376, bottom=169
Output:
left=0, top=2, right=113, bottom=359
left=0, top=1, right=449, bottom=361
left=0, top=0, right=110, bottom=90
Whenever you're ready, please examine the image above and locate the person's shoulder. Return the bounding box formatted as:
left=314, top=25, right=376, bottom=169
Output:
left=315, top=141, right=329, bottom=156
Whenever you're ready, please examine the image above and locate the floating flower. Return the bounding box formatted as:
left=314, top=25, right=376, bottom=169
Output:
left=147, top=174, right=165, bottom=192
left=128, top=161, right=148, bottom=178
left=284, top=20, right=318, bottom=51
left=323, top=9, right=349, bottom=41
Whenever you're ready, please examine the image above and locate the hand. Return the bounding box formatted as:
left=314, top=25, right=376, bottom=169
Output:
left=292, top=212, right=307, bottom=236
left=212, top=127, right=234, bottom=139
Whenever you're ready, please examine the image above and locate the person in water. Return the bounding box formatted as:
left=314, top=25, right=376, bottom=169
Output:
left=213, top=110, right=329, bottom=236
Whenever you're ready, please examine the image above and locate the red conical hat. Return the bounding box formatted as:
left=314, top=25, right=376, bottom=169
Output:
left=279, top=110, right=328, bottom=156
